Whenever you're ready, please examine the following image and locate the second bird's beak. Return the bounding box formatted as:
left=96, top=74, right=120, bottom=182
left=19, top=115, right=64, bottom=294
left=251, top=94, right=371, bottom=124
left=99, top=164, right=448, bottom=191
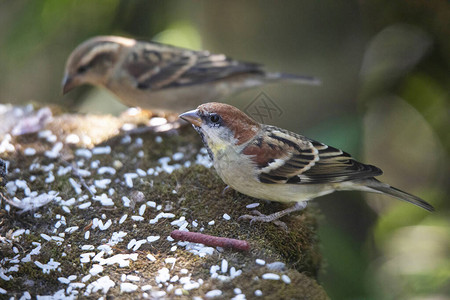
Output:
left=179, top=109, right=202, bottom=127
left=61, top=74, right=76, bottom=95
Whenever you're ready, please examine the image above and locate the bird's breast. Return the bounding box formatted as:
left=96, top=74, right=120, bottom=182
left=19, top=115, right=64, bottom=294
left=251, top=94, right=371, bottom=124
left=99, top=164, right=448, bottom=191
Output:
left=213, top=148, right=260, bottom=188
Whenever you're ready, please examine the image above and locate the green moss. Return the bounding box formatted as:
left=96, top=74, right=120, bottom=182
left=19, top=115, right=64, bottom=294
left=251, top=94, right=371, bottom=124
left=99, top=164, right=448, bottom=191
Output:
left=196, top=269, right=329, bottom=300
left=160, top=165, right=323, bottom=277
left=0, top=112, right=325, bottom=298
left=2, top=261, right=60, bottom=294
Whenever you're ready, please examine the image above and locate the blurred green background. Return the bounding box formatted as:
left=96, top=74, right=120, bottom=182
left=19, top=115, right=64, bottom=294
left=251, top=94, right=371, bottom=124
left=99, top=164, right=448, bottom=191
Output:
left=0, top=0, right=448, bottom=298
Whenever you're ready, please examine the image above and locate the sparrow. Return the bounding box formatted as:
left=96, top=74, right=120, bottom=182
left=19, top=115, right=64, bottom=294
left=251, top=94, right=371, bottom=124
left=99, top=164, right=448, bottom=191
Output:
left=62, top=36, right=320, bottom=114
left=179, top=102, right=433, bottom=227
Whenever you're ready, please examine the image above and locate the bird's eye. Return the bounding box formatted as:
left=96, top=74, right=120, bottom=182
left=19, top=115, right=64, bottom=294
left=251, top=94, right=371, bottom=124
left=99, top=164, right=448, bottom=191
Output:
left=77, top=65, right=88, bottom=74
left=209, top=114, right=220, bottom=124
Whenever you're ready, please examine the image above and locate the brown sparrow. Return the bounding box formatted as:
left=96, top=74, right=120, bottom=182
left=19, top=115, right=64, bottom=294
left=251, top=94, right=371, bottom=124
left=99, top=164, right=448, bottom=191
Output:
left=62, top=36, right=320, bottom=114
left=179, top=103, right=433, bottom=227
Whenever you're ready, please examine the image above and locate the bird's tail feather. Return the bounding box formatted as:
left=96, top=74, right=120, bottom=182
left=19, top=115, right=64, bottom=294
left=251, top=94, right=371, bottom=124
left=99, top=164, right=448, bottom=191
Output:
left=364, top=179, right=434, bottom=212
left=265, top=72, right=322, bottom=86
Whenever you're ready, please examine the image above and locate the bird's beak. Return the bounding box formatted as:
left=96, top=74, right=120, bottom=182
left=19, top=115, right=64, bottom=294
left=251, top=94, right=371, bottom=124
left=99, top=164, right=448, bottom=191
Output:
left=179, top=109, right=202, bottom=127
left=62, top=74, right=76, bottom=95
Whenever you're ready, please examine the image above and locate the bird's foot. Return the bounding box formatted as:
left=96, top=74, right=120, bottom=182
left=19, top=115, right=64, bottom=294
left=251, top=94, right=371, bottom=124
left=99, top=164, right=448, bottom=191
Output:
left=238, top=202, right=308, bottom=231
left=239, top=211, right=289, bottom=231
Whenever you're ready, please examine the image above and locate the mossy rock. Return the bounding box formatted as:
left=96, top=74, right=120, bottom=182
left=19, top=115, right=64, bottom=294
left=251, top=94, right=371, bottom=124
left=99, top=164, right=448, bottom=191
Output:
left=0, top=106, right=327, bottom=299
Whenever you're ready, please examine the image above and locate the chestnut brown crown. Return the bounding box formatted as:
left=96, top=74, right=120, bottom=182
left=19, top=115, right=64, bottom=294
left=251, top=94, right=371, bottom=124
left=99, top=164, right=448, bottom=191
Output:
left=196, top=102, right=261, bottom=145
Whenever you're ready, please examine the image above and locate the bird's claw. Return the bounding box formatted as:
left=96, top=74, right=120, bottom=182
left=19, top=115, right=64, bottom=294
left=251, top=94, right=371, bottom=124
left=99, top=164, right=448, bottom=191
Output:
left=238, top=210, right=288, bottom=231
left=250, top=210, right=263, bottom=216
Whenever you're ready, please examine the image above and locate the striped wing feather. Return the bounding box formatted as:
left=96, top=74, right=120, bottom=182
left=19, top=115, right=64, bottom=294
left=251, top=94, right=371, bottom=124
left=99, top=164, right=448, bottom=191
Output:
left=125, top=42, right=263, bottom=90
left=244, top=126, right=382, bottom=184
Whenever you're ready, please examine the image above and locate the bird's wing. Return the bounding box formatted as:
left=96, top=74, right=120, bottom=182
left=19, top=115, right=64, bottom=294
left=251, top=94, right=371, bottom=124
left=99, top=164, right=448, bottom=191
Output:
left=175, top=52, right=264, bottom=86
left=243, top=126, right=382, bottom=184
left=122, top=42, right=264, bottom=90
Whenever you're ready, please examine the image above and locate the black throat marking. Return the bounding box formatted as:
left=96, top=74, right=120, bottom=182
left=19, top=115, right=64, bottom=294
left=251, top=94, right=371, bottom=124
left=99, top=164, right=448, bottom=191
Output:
left=194, top=125, right=214, bottom=161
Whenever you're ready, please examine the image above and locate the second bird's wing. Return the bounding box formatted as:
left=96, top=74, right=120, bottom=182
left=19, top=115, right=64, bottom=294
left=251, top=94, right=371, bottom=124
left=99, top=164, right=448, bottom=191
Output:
left=123, top=42, right=264, bottom=90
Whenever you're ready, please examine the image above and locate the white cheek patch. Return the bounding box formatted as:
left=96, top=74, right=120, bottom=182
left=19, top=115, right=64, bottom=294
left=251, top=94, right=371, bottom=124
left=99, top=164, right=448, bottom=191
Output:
left=201, top=125, right=236, bottom=146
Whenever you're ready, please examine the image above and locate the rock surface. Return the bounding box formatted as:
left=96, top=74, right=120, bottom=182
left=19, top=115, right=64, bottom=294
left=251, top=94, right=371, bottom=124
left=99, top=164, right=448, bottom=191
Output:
left=0, top=105, right=328, bottom=299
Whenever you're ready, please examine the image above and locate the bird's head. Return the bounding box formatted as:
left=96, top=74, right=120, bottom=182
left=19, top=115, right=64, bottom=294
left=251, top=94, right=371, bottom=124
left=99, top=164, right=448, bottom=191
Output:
left=179, top=102, right=261, bottom=154
left=62, top=36, right=136, bottom=94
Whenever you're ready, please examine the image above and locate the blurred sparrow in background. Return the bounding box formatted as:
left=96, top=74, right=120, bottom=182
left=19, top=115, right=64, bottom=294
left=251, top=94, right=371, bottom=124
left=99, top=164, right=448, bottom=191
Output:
left=180, top=103, right=433, bottom=228
left=62, top=36, right=320, bottom=115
